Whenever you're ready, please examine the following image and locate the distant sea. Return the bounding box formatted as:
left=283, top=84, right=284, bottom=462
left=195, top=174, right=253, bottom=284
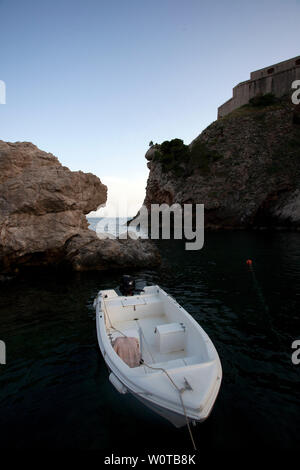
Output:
left=87, top=216, right=147, bottom=238
left=87, top=217, right=130, bottom=236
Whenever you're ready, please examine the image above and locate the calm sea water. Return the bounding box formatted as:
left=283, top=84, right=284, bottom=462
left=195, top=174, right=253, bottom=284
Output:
left=88, top=217, right=147, bottom=238
left=88, top=217, right=129, bottom=236
left=0, top=222, right=299, bottom=451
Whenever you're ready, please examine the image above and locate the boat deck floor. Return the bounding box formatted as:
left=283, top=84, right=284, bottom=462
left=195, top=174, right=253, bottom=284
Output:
left=109, top=314, right=187, bottom=366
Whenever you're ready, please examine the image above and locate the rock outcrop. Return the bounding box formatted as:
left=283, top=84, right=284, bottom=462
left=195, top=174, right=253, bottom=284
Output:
left=64, top=231, right=160, bottom=271
left=0, top=141, right=160, bottom=274
left=143, top=97, right=300, bottom=229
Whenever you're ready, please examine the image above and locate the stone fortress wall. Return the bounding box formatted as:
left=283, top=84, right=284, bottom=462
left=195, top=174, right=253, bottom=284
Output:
left=218, top=56, right=300, bottom=118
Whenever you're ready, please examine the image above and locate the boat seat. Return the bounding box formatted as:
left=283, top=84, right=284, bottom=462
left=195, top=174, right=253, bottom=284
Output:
left=143, top=356, right=204, bottom=373
left=108, top=327, right=140, bottom=345
left=183, top=355, right=203, bottom=366
left=143, top=358, right=186, bottom=373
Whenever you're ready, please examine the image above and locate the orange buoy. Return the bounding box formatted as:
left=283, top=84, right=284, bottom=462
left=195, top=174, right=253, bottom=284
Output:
left=246, top=259, right=253, bottom=266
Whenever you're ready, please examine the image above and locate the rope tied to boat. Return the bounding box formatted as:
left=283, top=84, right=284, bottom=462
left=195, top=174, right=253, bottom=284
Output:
left=134, top=321, right=196, bottom=449
left=140, top=359, right=197, bottom=451
left=102, top=297, right=128, bottom=339
left=246, top=259, right=284, bottom=349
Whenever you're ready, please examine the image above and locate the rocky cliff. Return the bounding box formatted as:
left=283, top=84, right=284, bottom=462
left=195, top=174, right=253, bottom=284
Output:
left=0, top=141, right=160, bottom=275
left=144, top=96, right=300, bottom=229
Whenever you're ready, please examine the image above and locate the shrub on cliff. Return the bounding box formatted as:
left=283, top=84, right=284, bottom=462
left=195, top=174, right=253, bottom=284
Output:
left=153, top=138, right=189, bottom=174
left=153, top=138, right=221, bottom=175
left=248, top=93, right=278, bottom=107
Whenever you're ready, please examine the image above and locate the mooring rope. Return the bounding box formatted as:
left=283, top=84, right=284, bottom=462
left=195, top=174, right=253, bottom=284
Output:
left=135, top=320, right=197, bottom=450
left=101, top=297, right=128, bottom=339
left=246, top=259, right=284, bottom=348
left=247, top=260, right=270, bottom=314
left=140, top=360, right=197, bottom=451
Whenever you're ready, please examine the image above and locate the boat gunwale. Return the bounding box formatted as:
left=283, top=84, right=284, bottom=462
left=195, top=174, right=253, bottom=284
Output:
left=95, top=286, right=222, bottom=420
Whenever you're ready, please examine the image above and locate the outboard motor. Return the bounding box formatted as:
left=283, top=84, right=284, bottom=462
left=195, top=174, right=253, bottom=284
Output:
left=135, top=279, right=147, bottom=293
left=119, top=275, right=135, bottom=296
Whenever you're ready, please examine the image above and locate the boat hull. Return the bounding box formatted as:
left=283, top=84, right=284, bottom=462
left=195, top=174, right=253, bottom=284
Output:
left=132, top=391, right=195, bottom=428
left=104, top=356, right=220, bottom=428
left=106, top=365, right=190, bottom=426
left=95, top=286, right=222, bottom=428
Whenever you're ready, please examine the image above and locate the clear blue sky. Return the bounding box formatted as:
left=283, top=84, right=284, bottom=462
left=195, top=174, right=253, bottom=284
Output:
left=0, top=0, right=299, bottom=214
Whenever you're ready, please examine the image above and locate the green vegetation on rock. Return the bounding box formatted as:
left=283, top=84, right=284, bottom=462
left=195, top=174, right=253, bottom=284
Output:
left=221, top=94, right=285, bottom=121
left=153, top=138, right=222, bottom=176
left=248, top=93, right=278, bottom=107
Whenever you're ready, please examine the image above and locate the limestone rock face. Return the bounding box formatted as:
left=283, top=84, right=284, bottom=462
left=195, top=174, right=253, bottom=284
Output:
left=145, top=144, right=160, bottom=161
left=64, top=230, right=161, bottom=271
left=0, top=141, right=160, bottom=273
left=142, top=99, right=300, bottom=229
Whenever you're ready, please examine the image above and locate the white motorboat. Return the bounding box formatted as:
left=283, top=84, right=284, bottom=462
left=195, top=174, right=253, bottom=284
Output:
left=94, top=283, right=222, bottom=428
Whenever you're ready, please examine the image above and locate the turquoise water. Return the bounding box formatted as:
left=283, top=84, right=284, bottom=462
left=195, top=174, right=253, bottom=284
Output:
left=0, top=228, right=299, bottom=451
